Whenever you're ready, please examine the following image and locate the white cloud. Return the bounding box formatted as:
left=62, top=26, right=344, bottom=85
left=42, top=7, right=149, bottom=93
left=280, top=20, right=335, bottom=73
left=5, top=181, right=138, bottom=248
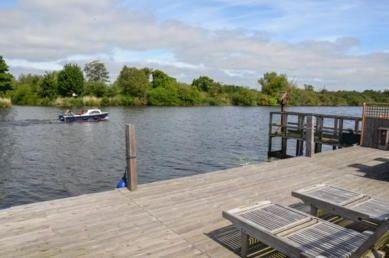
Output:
left=1, top=0, right=389, bottom=90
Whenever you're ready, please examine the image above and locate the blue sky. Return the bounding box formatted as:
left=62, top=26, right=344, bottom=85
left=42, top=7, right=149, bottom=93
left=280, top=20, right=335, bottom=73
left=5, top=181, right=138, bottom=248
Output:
left=1, top=0, right=389, bottom=90
left=126, top=0, right=389, bottom=52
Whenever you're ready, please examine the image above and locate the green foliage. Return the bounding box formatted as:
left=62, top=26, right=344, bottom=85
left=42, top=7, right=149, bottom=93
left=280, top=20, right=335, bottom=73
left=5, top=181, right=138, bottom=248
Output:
left=11, top=84, right=40, bottom=105
left=192, top=76, right=217, bottom=92
left=177, top=84, right=202, bottom=105
left=0, top=56, right=13, bottom=94
left=257, top=93, right=277, bottom=106
left=151, top=70, right=177, bottom=89
left=1, top=58, right=388, bottom=108
left=259, top=72, right=289, bottom=97
left=84, top=60, right=109, bottom=83
left=57, top=64, right=84, bottom=97
left=231, top=89, right=258, bottom=106
left=84, top=81, right=107, bottom=97
left=147, top=87, right=179, bottom=106
left=39, top=71, right=58, bottom=99
left=116, top=66, right=149, bottom=98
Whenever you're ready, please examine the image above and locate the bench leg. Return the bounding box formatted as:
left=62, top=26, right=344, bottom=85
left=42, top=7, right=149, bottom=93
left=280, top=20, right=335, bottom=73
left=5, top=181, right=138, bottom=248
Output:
left=241, top=230, right=249, bottom=258
left=310, top=205, right=318, bottom=216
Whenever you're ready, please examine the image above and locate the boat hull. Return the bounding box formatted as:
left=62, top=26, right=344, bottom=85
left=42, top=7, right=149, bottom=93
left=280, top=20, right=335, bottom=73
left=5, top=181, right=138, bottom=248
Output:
left=59, top=113, right=109, bottom=122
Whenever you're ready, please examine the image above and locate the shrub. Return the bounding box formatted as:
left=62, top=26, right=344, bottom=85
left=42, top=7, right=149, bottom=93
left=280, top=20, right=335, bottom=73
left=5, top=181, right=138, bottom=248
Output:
left=120, top=95, right=134, bottom=106
left=0, top=97, right=11, bottom=108
left=11, top=84, right=40, bottom=105
left=177, top=85, right=202, bottom=105
left=231, top=90, right=258, bottom=106
left=84, top=81, right=107, bottom=97
left=82, top=96, right=101, bottom=106
left=147, top=87, right=180, bottom=106
left=101, top=97, right=110, bottom=106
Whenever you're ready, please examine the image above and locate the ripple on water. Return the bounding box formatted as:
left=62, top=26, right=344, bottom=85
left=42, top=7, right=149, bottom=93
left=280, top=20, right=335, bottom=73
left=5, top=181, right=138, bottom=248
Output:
left=0, top=106, right=362, bottom=208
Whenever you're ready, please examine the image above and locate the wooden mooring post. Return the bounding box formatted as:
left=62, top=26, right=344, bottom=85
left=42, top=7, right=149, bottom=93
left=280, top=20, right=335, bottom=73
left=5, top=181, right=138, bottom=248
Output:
left=305, top=116, right=315, bottom=157
left=126, top=124, right=137, bottom=191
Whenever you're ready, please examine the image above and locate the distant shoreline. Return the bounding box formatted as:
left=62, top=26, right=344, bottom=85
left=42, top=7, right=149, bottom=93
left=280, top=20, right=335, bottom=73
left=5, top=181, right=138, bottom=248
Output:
left=0, top=98, right=367, bottom=109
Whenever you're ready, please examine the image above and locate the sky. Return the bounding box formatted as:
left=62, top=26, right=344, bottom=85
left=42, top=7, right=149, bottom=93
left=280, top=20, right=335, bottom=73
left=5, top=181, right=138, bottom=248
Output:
left=1, top=0, right=389, bottom=91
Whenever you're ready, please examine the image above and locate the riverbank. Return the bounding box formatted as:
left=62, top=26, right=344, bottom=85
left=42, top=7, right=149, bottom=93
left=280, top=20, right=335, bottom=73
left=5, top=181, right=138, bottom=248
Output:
left=4, top=95, right=387, bottom=108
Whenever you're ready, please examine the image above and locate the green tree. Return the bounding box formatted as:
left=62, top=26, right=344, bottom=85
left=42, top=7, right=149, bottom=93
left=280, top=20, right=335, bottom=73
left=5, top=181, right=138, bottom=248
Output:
left=83, top=60, right=109, bottom=83
left=84, top=81, right=107, bottom=97
left=39, top=71, right=58, bottom=99
left=192, top=76, right=215, bottom=92
left=258, top=72, right=289, bottom=97
left=57, top=64, right=84, bottom=97
left=116, top=66, right=149, bottom=98
left=0, top=56, right=13, bottom=94
left=151, top=70, right=177, bottom=89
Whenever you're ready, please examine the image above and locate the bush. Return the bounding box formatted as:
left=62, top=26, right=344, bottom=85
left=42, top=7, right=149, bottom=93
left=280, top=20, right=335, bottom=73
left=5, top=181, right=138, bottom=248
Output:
left=177, top=85, right=202, bottom=105
left=101, top=97, right=110, bottom=106
left=231, top=89, right=258, bottom=106
left=11, top=84, right=40, bottom=105
left=147, top=87, right=180, bottom=106
left=53, top=97, right=83, bottom=107
left=257, top=93, right=277, bottom=106
left=0, top=97, right=11, bottom=108
left=82, top=96, right=101, bottom=106
left=83, top=81, right=107, bottom=97
left=120, top=95, right=134, bottom=106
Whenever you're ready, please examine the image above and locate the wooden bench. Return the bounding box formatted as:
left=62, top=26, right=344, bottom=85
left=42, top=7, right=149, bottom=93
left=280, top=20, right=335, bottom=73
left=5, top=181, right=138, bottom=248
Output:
left=223, top=201, right=388, bottom=258
left=292, top=184, right=389, bottom=224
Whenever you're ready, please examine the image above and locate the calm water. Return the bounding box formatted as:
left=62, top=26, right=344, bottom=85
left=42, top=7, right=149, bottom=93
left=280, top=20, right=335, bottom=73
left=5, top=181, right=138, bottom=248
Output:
left=0, top=106, right=362, bottom=208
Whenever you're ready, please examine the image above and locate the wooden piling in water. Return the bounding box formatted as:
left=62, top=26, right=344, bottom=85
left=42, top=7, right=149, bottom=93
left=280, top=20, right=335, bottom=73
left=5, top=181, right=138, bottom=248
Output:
left=267, top=111, right=362, bottom=159
left=125, top=124, right=137, bottom=191
left=305, top=116, right=315, bottom=157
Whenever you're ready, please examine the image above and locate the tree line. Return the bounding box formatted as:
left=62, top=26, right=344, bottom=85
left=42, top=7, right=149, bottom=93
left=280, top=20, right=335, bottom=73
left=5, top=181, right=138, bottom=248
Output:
left=0, top=56, right=388, bottom=107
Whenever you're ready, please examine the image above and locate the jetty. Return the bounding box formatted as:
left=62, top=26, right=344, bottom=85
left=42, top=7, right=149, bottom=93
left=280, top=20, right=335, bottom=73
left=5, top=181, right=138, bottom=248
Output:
left=0, top=146, right=388, bottom=257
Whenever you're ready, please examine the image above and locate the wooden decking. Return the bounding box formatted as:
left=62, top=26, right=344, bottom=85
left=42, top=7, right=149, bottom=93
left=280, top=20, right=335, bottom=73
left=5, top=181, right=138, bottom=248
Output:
left=0, top=146, right=388, bottom=257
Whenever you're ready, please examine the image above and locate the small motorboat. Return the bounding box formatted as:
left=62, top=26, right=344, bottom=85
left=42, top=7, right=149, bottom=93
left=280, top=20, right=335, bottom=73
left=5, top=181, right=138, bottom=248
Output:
left=59, top=109, right=109, bottom=122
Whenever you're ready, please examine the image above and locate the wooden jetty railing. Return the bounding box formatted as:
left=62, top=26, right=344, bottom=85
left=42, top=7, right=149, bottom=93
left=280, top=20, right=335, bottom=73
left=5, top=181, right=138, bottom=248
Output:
left=268, top=112, right=362, bottom=159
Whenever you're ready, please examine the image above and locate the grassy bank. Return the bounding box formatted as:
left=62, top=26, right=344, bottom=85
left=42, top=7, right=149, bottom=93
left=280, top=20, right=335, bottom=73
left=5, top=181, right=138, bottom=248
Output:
left=0, top=98, right=11, bottom=108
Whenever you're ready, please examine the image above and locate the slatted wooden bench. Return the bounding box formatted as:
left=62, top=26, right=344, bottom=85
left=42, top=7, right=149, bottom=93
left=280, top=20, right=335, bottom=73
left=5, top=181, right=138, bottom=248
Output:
left=223, top=201, right=388, bottom=258
left=292, top=184, right=389, bottom=224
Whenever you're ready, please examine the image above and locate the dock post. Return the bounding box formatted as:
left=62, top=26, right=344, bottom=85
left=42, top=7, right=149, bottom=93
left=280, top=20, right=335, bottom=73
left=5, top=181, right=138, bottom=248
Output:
left=126, top=124, right=137, bottom=191
left=305, top=116, right=315, bottom=157
left=268, top=112, right=273, bottom=160
left=338, top=118, right=344, bottom=148
left=296, top=114, right=304, bottom=156
left=314, top=116, right=323, bottom=153
left=281, top=112, right=288, bottom=158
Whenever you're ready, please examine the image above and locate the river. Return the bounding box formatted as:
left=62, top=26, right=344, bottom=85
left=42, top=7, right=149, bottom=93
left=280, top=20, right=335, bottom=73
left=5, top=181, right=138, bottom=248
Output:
left=0, top=106, right=362, bottom=208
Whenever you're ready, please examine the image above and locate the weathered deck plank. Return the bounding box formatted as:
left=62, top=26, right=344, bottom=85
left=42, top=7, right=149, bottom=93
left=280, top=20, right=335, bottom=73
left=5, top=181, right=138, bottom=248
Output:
left=0, top=146, right=388, bottom=257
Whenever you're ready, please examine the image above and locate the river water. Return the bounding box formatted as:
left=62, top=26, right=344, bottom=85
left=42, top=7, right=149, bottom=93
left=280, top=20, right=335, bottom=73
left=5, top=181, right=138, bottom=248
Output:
left=0, top=106, right=362, bottom=208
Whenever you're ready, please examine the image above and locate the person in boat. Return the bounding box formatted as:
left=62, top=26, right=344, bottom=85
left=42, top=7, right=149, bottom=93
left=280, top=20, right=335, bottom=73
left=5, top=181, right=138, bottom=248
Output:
left=64, top=109, right=73, bottom=116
